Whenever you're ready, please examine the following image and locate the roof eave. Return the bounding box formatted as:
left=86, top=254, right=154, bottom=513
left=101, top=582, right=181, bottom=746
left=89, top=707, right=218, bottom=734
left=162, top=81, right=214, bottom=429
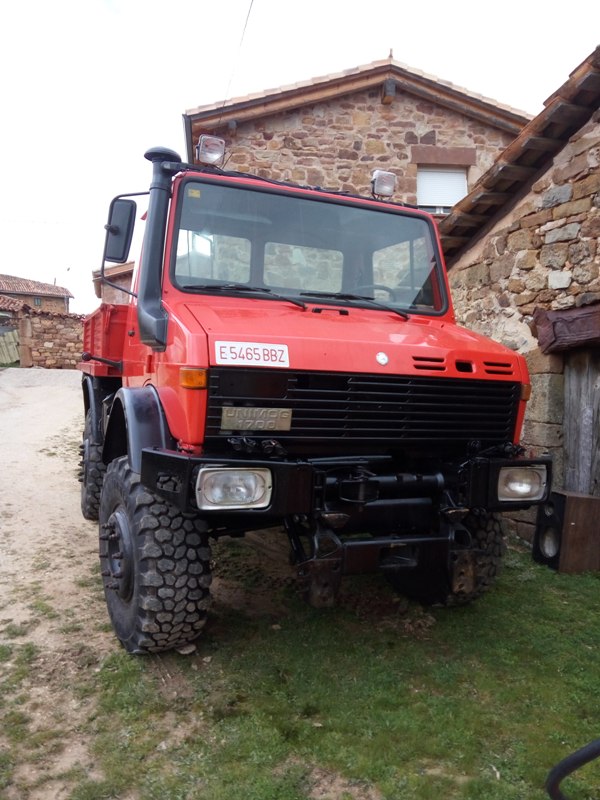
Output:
left=439, top=45, right=600, bottom=267
left=184, top=60, right=530, bottom=161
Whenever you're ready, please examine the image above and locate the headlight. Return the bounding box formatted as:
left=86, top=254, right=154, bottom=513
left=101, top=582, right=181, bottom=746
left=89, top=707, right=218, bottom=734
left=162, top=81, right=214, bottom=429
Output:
left=497, top=465, right=548, bottom=502
left=196, top=467, right=272, bottom=510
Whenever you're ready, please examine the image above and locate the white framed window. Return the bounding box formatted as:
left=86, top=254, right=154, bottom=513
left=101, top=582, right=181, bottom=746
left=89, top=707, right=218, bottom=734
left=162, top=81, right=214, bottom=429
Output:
left=417, top=167, right=467, bottom=214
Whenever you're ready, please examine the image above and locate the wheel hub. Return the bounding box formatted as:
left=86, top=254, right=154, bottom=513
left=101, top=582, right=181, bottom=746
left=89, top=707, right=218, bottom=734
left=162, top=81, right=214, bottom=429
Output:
left=103, top=508, right=134, bottom=601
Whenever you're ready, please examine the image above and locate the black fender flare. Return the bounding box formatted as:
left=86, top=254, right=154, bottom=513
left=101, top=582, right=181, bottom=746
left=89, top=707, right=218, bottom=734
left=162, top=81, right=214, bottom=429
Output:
left=103, top=385, right=175, bottom=474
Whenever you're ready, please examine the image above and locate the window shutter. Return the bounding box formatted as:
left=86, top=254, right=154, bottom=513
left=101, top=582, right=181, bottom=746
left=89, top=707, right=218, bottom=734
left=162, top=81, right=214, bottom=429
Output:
left=417, top=167, right=467, bottom=207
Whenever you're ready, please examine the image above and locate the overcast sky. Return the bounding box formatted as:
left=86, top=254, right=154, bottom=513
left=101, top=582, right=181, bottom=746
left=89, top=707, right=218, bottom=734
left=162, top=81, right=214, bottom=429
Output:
left=1, top=0, right=598, bottom=313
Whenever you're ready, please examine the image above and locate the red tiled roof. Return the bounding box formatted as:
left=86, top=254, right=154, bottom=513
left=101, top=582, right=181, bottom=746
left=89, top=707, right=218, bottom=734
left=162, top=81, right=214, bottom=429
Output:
left=0, top=295, right=25, bottom=312
left=186, top=57, right=531, bottom=121
left=0, top=273, right=73, bottom=299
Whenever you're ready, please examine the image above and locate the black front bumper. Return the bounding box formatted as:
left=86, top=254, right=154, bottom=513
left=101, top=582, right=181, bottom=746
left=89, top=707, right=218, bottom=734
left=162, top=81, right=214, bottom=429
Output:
left=140, top=448, right=552, bottom=534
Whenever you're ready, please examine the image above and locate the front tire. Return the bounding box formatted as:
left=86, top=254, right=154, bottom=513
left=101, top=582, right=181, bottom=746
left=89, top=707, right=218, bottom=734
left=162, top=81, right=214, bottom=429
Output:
left=99, top=456, right=212, bottom=654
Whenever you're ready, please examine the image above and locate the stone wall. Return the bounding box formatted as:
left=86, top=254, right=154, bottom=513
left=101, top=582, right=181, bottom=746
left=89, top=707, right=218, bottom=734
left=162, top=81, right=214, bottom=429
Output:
left=18, top=308, right=84, bottom=369
left=219, top=87, right=516, bottom=199
left=449, top=111, right=600, bottom=539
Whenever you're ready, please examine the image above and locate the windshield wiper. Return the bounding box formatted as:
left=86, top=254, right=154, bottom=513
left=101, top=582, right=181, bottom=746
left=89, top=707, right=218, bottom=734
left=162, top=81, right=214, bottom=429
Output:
left=299, top=291, right=409, bottom=320
left=180, top=283, right=306, bottom=310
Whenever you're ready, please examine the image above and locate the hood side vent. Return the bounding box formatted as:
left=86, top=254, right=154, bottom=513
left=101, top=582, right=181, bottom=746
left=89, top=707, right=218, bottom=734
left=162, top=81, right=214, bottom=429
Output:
left=412, top=355, right=446, bottom=372
left=484, top=360, right=515, bottom=376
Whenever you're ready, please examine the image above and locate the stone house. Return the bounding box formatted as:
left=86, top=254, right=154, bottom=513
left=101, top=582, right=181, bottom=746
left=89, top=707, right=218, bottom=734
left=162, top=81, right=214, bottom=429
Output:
left=0, top=275, right=82, bottom=368
left=439, top=46, right=600, bottom=540
left=0, top=273, right=73, bottom=314
left=92, top=262, right=135, bottom=304
left=183, top=56, right=530, bottom=211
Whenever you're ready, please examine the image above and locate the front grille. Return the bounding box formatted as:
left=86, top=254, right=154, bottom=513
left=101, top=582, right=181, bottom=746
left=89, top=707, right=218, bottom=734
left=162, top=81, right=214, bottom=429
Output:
left=205, top=368, right=521, bottom=452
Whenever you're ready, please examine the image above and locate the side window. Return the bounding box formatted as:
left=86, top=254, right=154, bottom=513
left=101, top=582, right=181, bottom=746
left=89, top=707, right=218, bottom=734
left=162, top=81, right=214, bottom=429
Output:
left=176, top=231, right=250, bottom=284
left=264, top=243, right=343, bottom=292
left=373, top=236, right=436, bottom=308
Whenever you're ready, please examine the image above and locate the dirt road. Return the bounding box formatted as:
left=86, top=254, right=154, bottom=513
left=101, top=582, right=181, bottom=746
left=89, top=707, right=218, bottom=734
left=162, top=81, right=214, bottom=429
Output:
left=0, top=367, right=294, bottom=799
left=0, top=367, right=111, bottom=799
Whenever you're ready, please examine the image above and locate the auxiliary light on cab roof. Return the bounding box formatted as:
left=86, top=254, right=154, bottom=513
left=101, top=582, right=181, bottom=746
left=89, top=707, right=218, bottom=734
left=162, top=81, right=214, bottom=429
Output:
left=371, top=169, right=396, bottom=198
left=196, top=135, right=226, bottom=166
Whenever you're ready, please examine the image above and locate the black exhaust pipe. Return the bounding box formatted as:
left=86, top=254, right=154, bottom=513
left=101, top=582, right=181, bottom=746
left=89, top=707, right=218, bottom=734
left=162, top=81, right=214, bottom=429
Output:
left=137, top=147, right=182, bottom=350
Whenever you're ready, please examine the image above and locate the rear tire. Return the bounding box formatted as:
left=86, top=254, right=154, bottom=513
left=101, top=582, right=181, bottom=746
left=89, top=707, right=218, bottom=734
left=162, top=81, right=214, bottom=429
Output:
left=387, top=510, right=505, bottom=606
left=80, top=410, right=106, bottom=521
left=99, top=456, right=212, bottom=654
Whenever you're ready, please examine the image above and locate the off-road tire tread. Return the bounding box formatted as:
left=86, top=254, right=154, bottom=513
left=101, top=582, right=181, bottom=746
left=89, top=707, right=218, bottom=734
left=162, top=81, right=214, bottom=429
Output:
left=446, top=509, right=505, bottom=606
left=81, top=410, right=106, bottom=521
left=387, top=509, right=505, bottom=607
left=99, top=456, right=212, bottom=654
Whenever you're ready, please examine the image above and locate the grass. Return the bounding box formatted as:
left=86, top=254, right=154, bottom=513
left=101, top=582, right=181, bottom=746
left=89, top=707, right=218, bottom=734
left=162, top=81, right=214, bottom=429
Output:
left=1, top=538, right=599, bottom=799
left=58, top=543, right=600, bottom=800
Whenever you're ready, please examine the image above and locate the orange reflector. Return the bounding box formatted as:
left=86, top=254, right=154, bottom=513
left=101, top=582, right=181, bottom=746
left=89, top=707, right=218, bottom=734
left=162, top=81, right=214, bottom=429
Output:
left=180, top=368, right=208, bottom=389
left=521, top=383, right=531, bottom=401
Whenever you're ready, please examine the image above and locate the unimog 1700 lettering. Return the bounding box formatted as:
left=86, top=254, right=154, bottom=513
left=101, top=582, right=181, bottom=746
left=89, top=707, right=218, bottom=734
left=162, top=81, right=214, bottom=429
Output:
left=79, top=137, right=551, bottom=654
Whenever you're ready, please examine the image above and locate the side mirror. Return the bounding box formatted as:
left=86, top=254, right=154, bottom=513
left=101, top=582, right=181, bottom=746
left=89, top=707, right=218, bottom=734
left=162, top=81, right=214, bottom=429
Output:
left=103, top=198, right=136, bottom=263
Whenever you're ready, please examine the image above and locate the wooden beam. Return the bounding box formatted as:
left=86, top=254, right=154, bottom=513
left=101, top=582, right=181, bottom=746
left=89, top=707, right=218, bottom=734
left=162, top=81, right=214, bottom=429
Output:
left=482, top=161, right=537, bottom=187
left=440, top=235, right=470, bottom=248
left=544, top=100, right=590, bottom=124
left=533, top=304, right=600, bottom=353
left=469, top=191, right=511, bottom=207
left=520, top=135, right=563, bottom=151
left=441, top=210, right=488, bottom=228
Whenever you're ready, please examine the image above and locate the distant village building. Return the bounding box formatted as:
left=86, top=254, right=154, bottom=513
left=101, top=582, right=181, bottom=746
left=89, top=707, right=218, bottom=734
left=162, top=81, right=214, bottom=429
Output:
left=0, top=274, right=80, bottom=368
left=0, top=274, right=73, bottom=314
left=92, top=262, right=134, bottom=304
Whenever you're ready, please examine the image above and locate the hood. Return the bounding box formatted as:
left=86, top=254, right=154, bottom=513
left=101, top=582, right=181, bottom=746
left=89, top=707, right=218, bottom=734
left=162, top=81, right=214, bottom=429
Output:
left=182, top=297, right=527, bottom=382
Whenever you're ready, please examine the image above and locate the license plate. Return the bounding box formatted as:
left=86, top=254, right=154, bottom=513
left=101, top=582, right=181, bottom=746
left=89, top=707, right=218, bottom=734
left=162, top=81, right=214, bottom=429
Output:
left=215, top=341, right=289, bottom=368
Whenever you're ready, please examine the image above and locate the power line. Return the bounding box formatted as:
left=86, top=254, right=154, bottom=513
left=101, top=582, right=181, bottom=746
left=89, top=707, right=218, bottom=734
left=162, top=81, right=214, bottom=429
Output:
left=220, top=0, right=255, bottom=113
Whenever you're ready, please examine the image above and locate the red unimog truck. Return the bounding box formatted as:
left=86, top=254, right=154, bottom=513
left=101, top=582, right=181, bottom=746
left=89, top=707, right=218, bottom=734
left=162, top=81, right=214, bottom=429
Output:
left=79, top=136, right=551, bottom=654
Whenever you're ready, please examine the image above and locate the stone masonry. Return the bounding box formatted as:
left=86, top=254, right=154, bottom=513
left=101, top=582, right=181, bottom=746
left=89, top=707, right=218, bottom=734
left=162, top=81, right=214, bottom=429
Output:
left=449, top=111, right=600, bottom=539
left=18, top=308, right=84, bottom=369
left=219, top=87, right=516, bottom=201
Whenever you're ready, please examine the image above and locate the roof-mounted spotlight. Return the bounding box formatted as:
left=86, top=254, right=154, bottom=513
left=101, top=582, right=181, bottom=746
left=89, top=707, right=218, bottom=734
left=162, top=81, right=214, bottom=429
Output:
left=371, top=170, right=396, bottom=198
left=195, top=135, right=226, bottom=166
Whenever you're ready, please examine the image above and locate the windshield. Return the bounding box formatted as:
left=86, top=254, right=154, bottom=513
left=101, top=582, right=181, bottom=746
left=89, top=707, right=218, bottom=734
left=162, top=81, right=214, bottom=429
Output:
left=172, top=178, right=447, bottom=313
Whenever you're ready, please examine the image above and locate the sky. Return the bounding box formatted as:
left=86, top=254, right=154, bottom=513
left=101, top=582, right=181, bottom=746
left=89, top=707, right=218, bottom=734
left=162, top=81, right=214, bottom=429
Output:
left=0, top=0, right=598, bottom=314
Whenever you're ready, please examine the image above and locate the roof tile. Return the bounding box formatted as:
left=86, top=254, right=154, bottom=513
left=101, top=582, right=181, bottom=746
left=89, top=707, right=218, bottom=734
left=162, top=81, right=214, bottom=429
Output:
left=0, top=273, right=73, bottom=298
